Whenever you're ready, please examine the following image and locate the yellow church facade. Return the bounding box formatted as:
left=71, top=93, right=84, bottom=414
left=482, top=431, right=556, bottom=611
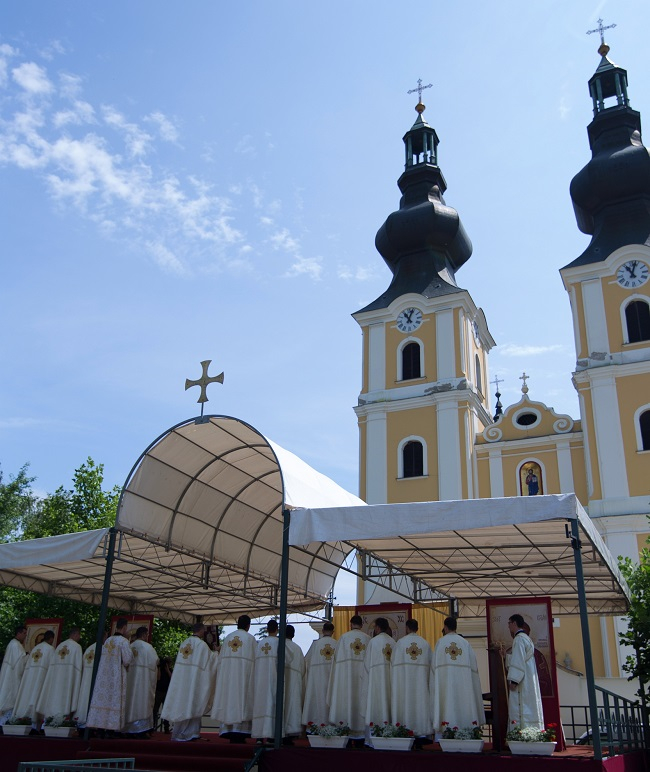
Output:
left=353, top=44, right=650, bottom=686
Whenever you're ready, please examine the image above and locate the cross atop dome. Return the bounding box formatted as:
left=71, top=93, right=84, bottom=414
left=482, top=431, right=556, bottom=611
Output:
left=407, top=78, right=433, bottom=114
left=586, top=17, right=616, bottom=56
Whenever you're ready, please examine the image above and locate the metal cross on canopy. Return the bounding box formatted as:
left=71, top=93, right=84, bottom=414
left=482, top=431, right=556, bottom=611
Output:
left=519, top=371, right=530, bottom=394
left=407, top=78, right=433, bottom=105
left=185, top=360, right=224, bottom=418
left=586, top=17, right=616, bottom=46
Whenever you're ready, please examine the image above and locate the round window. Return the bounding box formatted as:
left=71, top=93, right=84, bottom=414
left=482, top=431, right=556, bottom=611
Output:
left=516, top=413, right=537, bottom=427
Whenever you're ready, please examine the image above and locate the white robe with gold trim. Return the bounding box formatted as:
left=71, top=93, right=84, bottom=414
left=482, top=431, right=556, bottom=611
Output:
left=36, top=638, right=83, bottom=718
left=211, top=628, right=256, bottom=734
left=507, top=631, right=543, bottom=730
left=13, top=642, right=55, bottom=724
left=430, top=632, right=485, bottom=733
left=86, top=634, right=133, bottom=730
left=161, top=636, right=217, bottom=727
left=390, top=632, right=432, bottom=737
left=284, top=639, right=305, bottom=736
left=301, top=635, right=337, bottom=726
left=327, top=629, right=370, bottom=735
left=0, top=638, right=27, bottom=720
left=76, top=644, right=96, bottom=727
left=124, top=639, right=158, bottom=733
left=251, top=636, right=294, bottom=739
left=360, top=632, right=393, bottom=727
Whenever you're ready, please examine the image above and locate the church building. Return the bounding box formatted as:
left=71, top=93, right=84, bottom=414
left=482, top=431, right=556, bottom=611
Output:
left=352, top=39, right=650, bottom=687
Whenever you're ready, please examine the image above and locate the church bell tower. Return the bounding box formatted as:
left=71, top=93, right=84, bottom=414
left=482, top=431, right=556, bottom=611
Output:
left=354, top=88, right=495, bottom=504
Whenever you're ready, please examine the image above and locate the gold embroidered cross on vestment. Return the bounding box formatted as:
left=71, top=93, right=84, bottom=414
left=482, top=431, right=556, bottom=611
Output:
left=32, top=648, right=42, bottom=662
left=350, top=638, right=366, bottom=655
left=406, top=642, right=422, bottom=661
left=445, top=642, right=462, bottom=660
left=382, top=643, right=393, bottom=662
left=58, top=645, right=69, bottom=660
left=261, top=642, right=272, bottom=655
left=320, top=643, right=335, bottom=661
left=228, top=636, right=243, bottom=653
left=180, top=643, right=193, bottom=659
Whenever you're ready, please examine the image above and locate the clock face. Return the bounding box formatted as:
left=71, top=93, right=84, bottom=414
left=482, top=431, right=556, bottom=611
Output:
left=616, top=260, right=649, bottom=289
left=396, top=307, right=423, bottom=333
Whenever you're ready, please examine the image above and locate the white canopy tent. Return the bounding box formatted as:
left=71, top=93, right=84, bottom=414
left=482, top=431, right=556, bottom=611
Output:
left=0, top=416, right=364, bottom=624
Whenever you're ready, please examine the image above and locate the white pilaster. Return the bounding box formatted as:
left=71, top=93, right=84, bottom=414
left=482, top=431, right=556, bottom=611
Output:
left=437, top=399, right=462, bottom=500
left=365, top=412, right=387, bottom=504
left=556, top=440, right=575, bottom=494
left=488, top=447, right=504, bottom=498
left=368, top=323, right=386, bottom=392
left=582, top=279, right=610, bottom=356
left=436, top=309, right=455, bottom=380
left=590, top=373, right=630, bottom=499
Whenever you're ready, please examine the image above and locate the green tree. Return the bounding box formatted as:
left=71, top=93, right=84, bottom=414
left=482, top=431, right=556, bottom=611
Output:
left=0, top=463, right=38, bottom=540
left=619, top=539, right=650, bottom=697
left=0, top=458, right=191, bottom=657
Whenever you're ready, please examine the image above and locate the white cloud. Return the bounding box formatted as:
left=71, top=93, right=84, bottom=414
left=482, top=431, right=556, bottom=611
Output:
left=40, top=40, right=66, bottom=61
left=145, top=241, right=186, bottom=275
left=337, top=264, right=376, bottom=281
left=285, top=256, right=323, bottom=280
left=0, top=44, right=18, bottom=87
left=270, top=228, right=300, bottom=253
left=12, top=62, right=53, bottom=94
left=497, top=343, right=566, bottom=357
left=146, top=111, right=179, bottom=142
left=53, top=100, right=96, bottom=128
left=102, top=105, right=152, bottom=157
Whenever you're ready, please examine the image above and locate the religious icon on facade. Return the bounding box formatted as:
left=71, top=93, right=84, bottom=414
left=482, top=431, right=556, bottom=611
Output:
left=520, top=462, right=542, bottom=496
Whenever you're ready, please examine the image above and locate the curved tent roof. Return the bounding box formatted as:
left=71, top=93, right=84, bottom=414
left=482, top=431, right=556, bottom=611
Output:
left=0, top=416, right=364, bottom=624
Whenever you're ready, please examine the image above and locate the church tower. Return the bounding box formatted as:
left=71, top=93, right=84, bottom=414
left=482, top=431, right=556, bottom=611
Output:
left=353, top=92, right=495, bottom=504
left=560, top=36, right=650, bottom=558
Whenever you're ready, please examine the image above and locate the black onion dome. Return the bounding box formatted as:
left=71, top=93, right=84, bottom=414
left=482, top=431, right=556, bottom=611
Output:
left=566, top=47, right=650, bottom=268
left=359, top=106, right=472, bottom=313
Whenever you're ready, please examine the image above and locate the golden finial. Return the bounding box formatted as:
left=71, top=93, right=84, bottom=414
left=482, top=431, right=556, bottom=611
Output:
left=407, top=78, right=432, bottom=114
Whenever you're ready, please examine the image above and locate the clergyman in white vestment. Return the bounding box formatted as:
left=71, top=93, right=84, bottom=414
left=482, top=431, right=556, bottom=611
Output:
left=283, top=625, right=305, bottom=739
left=390, top=618, right=433, bottom=738
left=302, top=621, right=337, bottom=726
left=251, top=619, right=294, bottom=742
left=211, top=614, right=256, bottom=742
left=123, top=626, right=159, bottom=735
left=0, top=625, right=28, bottom=724
left=76, top=636, right=105, bottom=728
left=162, top=623, right=218, bottom=742
left=327, top=615, right=370, bottom=739
left=36, top=628, right=83, bottom=720
left=86, top=618, right=134, bottom=732
left=361, top=618, right=394, bottom=736
left=507, top=614, right=544, bottom=730
left=431, top=616, right=485, bottom=735
left=13, top=630, right=55, bottom=729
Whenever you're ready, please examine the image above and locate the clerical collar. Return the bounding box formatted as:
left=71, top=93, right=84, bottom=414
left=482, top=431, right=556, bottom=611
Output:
left=514, top=629, right=526, bottom=636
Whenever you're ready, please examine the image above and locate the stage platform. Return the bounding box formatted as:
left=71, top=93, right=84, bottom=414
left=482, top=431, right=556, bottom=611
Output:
left=0, top=732, right=646, bottom=772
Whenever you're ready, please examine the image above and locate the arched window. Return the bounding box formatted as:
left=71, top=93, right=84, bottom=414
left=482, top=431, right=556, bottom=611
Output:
left=640, top=410, right=650, bottom=451
left=475, top=354, right=482, bottom=395
left=402, top=441, right=424, bottom=478
left=626, top=300, right=650, bottom=343
left=401, top=342, right=421, bottom=380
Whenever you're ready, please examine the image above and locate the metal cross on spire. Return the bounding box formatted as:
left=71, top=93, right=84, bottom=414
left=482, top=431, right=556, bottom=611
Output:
left=185, top=359, right=224, bottom=418
left=491, top=375, right=503, bottom=392
left=407, top=78, right=433, bottom=106
left=519, top=371, right=530, bottom=394
left=586, top=17, right=616, bottom=46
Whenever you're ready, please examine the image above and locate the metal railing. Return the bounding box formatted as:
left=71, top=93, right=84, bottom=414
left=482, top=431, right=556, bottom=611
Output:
left=17, top=760, right=135, bottom=772
left=561, top=686, right=646, bottom=755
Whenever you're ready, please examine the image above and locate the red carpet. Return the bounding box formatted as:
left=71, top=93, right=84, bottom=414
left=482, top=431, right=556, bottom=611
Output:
left=0, top=732, right=646, bottom=772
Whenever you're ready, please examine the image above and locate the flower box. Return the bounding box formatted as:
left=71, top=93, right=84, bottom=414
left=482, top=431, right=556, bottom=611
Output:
left=308, top=735, right=348, bottom=748
left=371, top=736, right=414, bottom=751
left=3, top=725, right=32, bottom=736
left=44, top=726, right=77, bottom=738
left=439, top=739, right=484, bottom=753
left=508, top=740, right=556, bottom=755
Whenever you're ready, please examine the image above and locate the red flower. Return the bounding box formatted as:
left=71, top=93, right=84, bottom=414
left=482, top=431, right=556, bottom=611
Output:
left=369, top=723, right=374, bottom=727
left=453, top=726, right=459, bottom=731
left=320, top=723, right=325, bottom=727
left=408, top=731, right=414, bottom=736
left=472, top=721, right=478, bottom=725
left=441, top=721, right=449, bottom=726
left=395, top=723, right=401, bottom=727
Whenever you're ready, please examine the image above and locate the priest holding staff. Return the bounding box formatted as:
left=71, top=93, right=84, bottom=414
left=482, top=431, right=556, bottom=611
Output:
left=431, top=617, right=485, bottom=735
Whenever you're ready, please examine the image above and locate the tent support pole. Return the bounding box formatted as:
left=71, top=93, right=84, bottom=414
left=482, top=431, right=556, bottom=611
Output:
left=83, top=527, right=117, bottom=740
left=570, top=518, right=602, bottom=760
left=274, top=508, right=290, bottom=750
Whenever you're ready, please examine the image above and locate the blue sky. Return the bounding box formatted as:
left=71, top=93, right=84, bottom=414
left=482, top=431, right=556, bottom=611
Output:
left=2, top=0, right=649, bottom=502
